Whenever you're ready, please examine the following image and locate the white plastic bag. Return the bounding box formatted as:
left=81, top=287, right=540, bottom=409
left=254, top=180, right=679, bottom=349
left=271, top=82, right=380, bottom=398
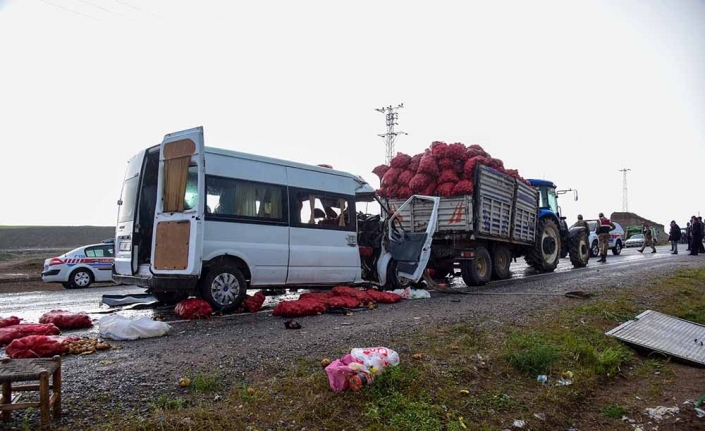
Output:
left=391, top=288, right=430, bottom=299
left=350, top=347, right=400, bottom=374
left=391, top=288, right=412, bottom=299
left=99, top=315, right=171, bottom=341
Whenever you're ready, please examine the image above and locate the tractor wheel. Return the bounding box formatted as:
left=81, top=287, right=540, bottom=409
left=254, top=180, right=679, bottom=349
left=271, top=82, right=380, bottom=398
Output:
left=569, top=232, right=590, bottom=268
left=460, top=246, right=492, bottom=287
left=525, top=218, right=560, bottom=273
left=491, top=245, right=512, bottom=280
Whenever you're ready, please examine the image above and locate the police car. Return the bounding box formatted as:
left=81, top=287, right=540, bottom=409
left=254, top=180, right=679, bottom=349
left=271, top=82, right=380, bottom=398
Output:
left=41, top=241, right=115, bottom=289
left=586, top=220, right=626, bottom=257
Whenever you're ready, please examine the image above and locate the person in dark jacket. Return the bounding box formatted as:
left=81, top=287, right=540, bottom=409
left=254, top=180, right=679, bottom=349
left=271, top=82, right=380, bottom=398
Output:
left=669, top=220, right=681, bottom=254
left=699, top=217, right=705, bottom=253
left=686, top=222, right=692, bottom=251
left=689, top=216, right=703, bottom=256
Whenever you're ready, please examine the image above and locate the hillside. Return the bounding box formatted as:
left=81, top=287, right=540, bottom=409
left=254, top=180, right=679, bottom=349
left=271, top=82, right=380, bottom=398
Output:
left=0, top=226, right=115, bottom=251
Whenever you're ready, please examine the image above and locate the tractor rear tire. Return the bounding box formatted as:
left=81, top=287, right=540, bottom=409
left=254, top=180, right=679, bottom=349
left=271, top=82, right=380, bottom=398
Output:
left=461, top=247, right=492, bottom=287
left=525, top=219, right=560, bottom=273
left=569, top=232, right=590, bottom=268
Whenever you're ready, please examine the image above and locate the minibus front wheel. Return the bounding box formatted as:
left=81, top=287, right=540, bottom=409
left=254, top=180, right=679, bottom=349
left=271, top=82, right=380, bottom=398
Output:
left=200, top=263, right=248, bottom=313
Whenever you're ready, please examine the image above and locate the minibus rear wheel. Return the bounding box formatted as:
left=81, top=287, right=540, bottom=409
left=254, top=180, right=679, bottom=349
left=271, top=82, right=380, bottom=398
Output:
left=200, top=263, right=248, bottom=313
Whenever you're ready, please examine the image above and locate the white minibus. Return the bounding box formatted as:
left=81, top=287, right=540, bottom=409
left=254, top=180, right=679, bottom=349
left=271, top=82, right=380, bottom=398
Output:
left=113, top=127, right=439, bottom=311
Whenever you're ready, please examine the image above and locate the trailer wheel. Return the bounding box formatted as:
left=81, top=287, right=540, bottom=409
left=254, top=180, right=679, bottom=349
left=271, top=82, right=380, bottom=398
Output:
left=199, top=263, right=248, bottom=313
left=492, top=246, right=512, bottom=280
left=525, top=218, right=560, bottom=273
left=569, top=232, right=590, bottom=268
left=461, top=247, right=492, bottom=286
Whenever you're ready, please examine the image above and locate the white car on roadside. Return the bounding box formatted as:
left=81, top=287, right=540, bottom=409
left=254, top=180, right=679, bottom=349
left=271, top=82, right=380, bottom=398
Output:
left=41, top=242, right=115, bottom=289
left=586, top=220, right=626, bottom=257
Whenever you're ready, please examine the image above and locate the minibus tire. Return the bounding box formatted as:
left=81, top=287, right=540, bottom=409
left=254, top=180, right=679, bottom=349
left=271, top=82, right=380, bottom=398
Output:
left=385, top=259, right=412, bottom=291
left=200, top=264, right=248, bottom=313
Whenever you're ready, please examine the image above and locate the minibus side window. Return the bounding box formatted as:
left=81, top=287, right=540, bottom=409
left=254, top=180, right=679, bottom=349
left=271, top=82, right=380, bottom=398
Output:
left=204, top=175, right=286, bottom=223
left=292, top=191, right=355, bottom=231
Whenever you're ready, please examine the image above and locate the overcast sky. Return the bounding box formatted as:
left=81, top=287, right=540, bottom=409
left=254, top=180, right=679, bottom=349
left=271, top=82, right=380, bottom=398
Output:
left=1, top=0, right=703, bottom=228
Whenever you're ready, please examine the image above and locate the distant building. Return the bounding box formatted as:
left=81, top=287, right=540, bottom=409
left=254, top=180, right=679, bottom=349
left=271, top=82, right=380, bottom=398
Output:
left=611, top=212, right=667, bottom=243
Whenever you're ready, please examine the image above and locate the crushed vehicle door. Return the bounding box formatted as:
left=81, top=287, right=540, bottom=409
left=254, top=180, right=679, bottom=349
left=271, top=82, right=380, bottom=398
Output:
left=150, top=127, right=205, bottom=276
left=386, top=195, right=440, bottom=282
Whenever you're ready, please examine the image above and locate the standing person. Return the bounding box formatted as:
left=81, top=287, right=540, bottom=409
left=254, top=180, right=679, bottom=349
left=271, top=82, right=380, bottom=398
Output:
left=686, top=222, right=692, bottom=251
left=669, top=220, right=681, bottom=254
left=699, top=217, right=705, bottom=253
left=689, top=216, right=702, bottom=256
left=638, top=223, right=657, bottom=254
left=596, top=212, right=615, bottom=262
left=571, top=214, right=590, bottom=234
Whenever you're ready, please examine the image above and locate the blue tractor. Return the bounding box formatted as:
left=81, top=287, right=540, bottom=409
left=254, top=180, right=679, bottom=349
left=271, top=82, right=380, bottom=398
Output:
left=525, top=179, right=590, bottom=272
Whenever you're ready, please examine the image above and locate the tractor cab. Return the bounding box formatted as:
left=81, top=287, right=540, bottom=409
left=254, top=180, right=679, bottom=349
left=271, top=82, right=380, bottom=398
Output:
left=527, top=179, right=588, bottom=266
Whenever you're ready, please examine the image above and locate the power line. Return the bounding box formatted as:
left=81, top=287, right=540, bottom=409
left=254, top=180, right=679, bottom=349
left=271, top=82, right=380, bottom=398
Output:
left=375, top=103, right=407, bottom=165
left=76, top=0, right=123, bottom=16
left=112, top=0, right=141, bottom=10
left=39, top=0, right=98, bottom=20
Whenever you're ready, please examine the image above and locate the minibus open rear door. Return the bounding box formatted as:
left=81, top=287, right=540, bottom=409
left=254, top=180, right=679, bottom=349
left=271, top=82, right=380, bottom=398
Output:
left=150, top=127, right=205, bottom=277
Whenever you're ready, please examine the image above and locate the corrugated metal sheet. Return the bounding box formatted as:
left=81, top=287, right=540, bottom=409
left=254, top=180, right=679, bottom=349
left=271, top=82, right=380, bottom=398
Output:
left=606, top=310, right=705, bottom=365
left=512, top=181, right=538, bottom=244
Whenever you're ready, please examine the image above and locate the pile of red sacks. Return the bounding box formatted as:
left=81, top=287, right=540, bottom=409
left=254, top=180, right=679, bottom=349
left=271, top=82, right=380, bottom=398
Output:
left=39, top=310, right=93, bottom=330
left=272, top=286, right=402, bottom=318
left=372, top=142, right=529, bottom=199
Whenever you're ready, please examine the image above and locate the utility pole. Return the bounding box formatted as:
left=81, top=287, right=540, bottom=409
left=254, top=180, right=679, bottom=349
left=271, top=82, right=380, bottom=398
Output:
left=619, top=168, right=631, bottom=212
left=375, top=103, right=407, bottom=165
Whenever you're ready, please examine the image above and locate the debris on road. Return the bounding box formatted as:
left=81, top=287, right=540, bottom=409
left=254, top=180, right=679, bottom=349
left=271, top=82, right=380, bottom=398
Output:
left=564, top=291, right=593, bottom=299
left=513, top=419, right=526, bottom=428
left=284, top=320, right=301, bottom=330
left=392, top=287, right=431, bottom=299
left=66, top=338, right=112, bottom=355
left=175, top=298, right=213, bottom=320
left=240, top=292, right=266, bottom=313
left=324, top=347, right=400, bottom=393
left=320, top=358, right=331, bottom=368
left=644, top=406, right=680, bottom=421
left=101, top=293, right=158, bottom=307
left=0, top=316, right=21, bottom=328
left=98, top=315, right=171, bottom=340
left=606, top=310, right=705, bottom=366
left=179, top=377, right=191, bottom=388
left=273, top=286, right=403, bottom=318
left=39, top=310, right=93, bottom=329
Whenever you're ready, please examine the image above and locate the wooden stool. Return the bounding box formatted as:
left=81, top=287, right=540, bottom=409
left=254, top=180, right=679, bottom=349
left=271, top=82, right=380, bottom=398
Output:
left=0, top=355, right=62, bottom=430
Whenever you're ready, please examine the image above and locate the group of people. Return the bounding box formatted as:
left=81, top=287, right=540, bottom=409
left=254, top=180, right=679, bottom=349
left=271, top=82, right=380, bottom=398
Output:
left=571, top=213, right=705, bottom=263
left=683, top=216, right=705, bottom=256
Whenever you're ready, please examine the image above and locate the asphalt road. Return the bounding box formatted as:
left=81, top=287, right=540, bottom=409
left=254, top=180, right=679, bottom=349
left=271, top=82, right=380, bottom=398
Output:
left=0, top=243, right=691, bottom=330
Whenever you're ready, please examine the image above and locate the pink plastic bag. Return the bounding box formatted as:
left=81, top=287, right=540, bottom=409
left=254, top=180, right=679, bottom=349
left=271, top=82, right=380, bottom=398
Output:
left=324, top=354, right=358, bottom=393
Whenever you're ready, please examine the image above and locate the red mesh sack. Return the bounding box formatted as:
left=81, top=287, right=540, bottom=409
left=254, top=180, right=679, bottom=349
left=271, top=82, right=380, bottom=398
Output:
left=0, top=324, right=61, bottom=346
left=272, top=299, right=326, bottom=317
left=242, top=292, right=266, bottom=313
left=452, top=180, right=475, bottom=196
left=418, top=155, right=439, bottom=177
left=39, top=310, right=93, bottom=330
left=386, top=185, right=400, bottom=199
left=439, top=169, right=460, bottom=184
left=436, top=183, right=455, bottom=197
left=5, top=335, right=80, bottom=359
left=0, top=317, right=21, bottom=328
left=421, top=183, right=437, bottom=196
left=505, top=169, right=519, bottom=177
left=395, top=186, right=413, bottom=199
left=430, top=141, right=449, bottom=158
left=409, top=173, right=432, bottom=192
left=366, top=290, right=403, bottom=304
left=408, top=154, right=422, bottom=172
left=331, top=286, right=374, bottom=305
left=381, top=167, right=401, bottom=188
left=397, top=169, right=415, bottom=186
left=324, top=296, right=361, bottom=309
left=488, top=158, right=504, bottom=170
left=175, top=299, right=213, bottom=319
left=463, top=156, right=489, bottom=179
left=390, top=153, right=412, bottom=169
left=376, top=188, right=389, bottom=198
left=447, top=143, right=468, bottom=160
left=299, top=292, right=333, bottom=301
left=438, top=158, right=456, bottom=170
left=372, top=165, right=390, bottom=180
